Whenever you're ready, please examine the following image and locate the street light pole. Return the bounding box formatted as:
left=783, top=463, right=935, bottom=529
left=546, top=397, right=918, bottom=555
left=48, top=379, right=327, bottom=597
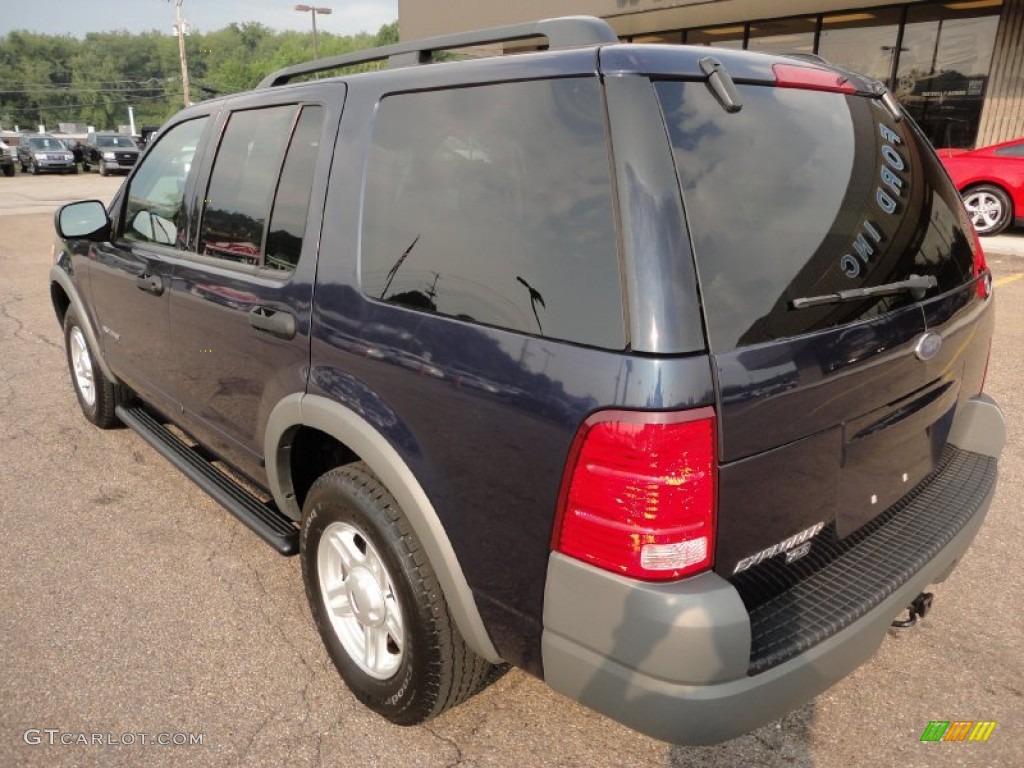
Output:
left=294, top=5, right=333, bottom=61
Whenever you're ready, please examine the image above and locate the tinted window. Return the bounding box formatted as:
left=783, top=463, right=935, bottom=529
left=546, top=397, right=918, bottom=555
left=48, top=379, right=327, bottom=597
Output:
left=265, top=106, right=324, bottom=271
left=123, top=117, right=207, bottom=247
left=199, top=106, right=297, bottom=265
left=361, top=78, right=624, bottom=349
left=655, top=81, right=976, bottom=350
left=994, top=143, right=1024, bottom=157
left=97, top=135, right=137, bottom=149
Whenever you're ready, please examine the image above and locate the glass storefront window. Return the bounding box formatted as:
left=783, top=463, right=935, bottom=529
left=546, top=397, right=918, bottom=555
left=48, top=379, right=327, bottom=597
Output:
left=686, top=25, right=745, bottom=49
left=818, top=8, right=902, bottom=83
left=896, top=1, right=1002, bottom=148
left=747, top=17, right=817, bottom=55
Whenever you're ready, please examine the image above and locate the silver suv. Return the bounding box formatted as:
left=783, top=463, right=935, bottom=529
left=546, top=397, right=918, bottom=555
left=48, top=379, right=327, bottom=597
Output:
left=17, top=134, right=76, bottom=174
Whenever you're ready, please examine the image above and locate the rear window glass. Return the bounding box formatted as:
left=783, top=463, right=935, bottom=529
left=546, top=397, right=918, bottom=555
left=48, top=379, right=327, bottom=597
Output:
left=360, top=78, right=625, bottom=349
left=655, top=81, right=976, bottom=350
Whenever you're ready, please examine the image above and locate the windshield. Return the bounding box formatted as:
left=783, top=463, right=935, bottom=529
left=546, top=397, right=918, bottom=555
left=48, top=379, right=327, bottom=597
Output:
left=97, top=135, right=137, bottom=148
left=655, top=81, right=977, bottom=350
left=28, top=137, right=66, bottom=150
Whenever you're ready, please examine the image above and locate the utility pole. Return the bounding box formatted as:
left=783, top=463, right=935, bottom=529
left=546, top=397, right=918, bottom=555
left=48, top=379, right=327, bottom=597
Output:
left=172, top=0, right=192, bottom=107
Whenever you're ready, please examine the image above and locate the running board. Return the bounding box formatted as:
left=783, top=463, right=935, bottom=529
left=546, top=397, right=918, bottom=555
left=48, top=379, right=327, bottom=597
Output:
left=115, top=405, right=299, bottom=556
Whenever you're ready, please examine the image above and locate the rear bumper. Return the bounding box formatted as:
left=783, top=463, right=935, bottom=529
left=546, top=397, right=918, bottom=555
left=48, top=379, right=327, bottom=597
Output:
left=541, top=395, right=1003, bottom=745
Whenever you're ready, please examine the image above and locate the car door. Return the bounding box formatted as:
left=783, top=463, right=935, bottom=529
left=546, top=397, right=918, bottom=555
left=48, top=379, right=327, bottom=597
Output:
left=166, top=86, right=342, bottom=482
left=87, top=115, right=211, bottom=409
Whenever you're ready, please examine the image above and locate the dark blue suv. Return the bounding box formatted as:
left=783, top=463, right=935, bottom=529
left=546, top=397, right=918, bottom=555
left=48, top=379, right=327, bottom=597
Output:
left=50, top=17, right=1005, bottom=744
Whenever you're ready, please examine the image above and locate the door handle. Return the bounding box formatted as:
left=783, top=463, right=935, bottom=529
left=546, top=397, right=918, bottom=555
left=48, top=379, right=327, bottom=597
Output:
left=248, top=306, right=296, bottom=340
left=135, top=273, right=164, bottom=296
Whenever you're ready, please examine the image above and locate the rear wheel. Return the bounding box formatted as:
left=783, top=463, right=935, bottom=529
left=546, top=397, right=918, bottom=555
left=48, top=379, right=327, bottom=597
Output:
left=963, top=184, right=1013, bottom=236
left=300, top=462, right=491, bottom=725
left=63, top=308, right=120, bottom=429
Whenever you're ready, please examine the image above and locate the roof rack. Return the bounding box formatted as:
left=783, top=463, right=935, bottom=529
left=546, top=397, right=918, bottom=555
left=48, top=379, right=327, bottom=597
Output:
left=257, top=15, right=618, bottom=88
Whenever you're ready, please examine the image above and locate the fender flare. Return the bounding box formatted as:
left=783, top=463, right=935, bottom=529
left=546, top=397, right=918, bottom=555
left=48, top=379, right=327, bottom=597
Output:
left=49, top=264, right=118, bottom=383
left=265, top=393, right=503, bottom=664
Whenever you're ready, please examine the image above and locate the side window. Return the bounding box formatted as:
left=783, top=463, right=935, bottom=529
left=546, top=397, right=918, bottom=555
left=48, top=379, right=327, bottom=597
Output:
left=360, top=78, right=625, bottom=349
left=198, top=104, right=322, bottom=269
left=123, top=117, right=208, bottom=247
left=265, top=106, right=324, bottom=271
left=994, top=143, right=1024, bottom=158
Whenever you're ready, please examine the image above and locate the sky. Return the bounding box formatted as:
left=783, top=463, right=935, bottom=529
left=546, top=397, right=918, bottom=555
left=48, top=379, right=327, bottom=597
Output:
left=1, top=0, right=399, bottom=38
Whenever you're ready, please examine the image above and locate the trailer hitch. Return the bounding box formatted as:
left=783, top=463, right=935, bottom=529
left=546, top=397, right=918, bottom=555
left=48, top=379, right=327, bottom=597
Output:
left=892, top=592, right=934, bottom=628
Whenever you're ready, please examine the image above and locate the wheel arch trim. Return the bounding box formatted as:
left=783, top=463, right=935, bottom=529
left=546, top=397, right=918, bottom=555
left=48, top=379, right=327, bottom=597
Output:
left=265, top=393, right=502, bottom=664
left=49, top=265, right=118, bottom=383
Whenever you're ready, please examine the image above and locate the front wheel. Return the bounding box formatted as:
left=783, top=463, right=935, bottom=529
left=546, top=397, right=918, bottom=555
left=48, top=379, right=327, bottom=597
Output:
left=63, top=308, right=120, bottom=428
left=300, top=463, right=491, bottom=725
left=99, top=163, right=108, bottom=177
left=1, top=165, right=12, bottom=177
left=963, top=184, right=1013, bottom=236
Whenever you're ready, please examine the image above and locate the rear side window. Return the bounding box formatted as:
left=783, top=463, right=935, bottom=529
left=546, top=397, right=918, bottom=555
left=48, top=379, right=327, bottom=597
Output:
left=199, top=104, right=323, bottom=271
left=360, top=78, right=625, bottom=349
left=655, top=81, right=976, bottom=350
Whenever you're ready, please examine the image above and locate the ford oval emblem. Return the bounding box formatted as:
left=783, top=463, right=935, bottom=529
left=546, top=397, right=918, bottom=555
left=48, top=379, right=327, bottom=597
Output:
left=914, top=332, right=943, bottom=362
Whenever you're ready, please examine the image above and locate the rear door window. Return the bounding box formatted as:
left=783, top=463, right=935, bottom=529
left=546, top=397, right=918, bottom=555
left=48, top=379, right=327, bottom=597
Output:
left=654, top=81, right=976, bottom=350
left=360, top=78, right=625, bottom=349
left=198, top=104, right=324, bottom=271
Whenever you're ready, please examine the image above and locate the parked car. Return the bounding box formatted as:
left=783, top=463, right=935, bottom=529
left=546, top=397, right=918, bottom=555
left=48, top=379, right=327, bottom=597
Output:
left=81, top=132, right=140, bottom=175
left=49, top=17, right=1004, bottom=746
left=939, top=137, right=1024, bottom=236
left=0, top=140, right=14, bottom=176
left=17, top=134, right=76, bottom=174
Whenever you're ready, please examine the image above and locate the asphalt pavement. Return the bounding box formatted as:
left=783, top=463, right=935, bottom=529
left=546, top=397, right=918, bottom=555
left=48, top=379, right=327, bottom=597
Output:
left=1, top=174, right=1022, bottom=767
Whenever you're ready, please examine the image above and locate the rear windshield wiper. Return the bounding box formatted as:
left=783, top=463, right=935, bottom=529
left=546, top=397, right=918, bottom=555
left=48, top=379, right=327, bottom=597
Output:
left=791, top=274, right=937, bottom=309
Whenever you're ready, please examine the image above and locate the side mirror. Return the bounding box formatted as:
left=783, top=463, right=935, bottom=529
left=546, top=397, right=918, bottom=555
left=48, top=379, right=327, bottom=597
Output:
left=55, top=200, right=111, bottom=242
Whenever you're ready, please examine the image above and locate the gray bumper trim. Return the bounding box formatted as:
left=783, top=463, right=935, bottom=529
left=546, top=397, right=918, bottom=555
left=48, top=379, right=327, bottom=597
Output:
left=542, top=486, right=993, bottom=744
left=947, top=394, right=1004, bottom=458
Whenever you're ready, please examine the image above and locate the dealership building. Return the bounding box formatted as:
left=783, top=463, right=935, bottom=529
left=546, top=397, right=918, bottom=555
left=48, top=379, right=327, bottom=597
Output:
left=399, top=0, right=1023, bottom=149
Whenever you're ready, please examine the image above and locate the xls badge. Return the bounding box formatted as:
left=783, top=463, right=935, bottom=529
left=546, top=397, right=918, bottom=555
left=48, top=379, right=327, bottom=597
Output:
left=732, top=521, right=825, bottom=575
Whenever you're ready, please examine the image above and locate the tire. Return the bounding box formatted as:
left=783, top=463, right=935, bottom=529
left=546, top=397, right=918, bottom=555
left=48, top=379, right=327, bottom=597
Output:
left=28, top=161, right=37, bottom=175
left=82, top=158, right=89, bottom=172
left=63, top=308, right=120, bottom=429
left=963, top=184, right=1013, bottom=236
left=1, top=165, right=12, bottom=177
left=300, top=462, right=491, bottom=725
left=99, top=164, right=108, bottom=177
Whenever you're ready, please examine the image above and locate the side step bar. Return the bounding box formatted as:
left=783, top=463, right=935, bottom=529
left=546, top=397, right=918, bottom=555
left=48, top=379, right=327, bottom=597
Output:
left=116, top=405, right=299, bottom=556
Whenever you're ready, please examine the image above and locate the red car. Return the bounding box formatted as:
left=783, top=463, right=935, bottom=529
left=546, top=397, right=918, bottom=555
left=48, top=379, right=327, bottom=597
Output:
left=939, top=137, right=1024, bottom=236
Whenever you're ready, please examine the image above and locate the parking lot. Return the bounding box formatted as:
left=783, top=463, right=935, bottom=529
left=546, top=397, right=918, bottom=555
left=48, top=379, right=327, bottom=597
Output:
left=1, top=173, right=1022, bottom=767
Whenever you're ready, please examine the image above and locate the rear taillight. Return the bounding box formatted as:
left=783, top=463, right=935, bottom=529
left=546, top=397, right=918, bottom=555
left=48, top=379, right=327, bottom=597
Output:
left=772, top=63, right=856, bottom=94
left=970, top=226, right=991, bottom=299
left=553, top=408, right=717, bottom=581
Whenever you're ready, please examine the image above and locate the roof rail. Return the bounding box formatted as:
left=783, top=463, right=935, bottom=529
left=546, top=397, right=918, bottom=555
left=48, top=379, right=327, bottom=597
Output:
left=257, top=16, right=618, bottom=88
